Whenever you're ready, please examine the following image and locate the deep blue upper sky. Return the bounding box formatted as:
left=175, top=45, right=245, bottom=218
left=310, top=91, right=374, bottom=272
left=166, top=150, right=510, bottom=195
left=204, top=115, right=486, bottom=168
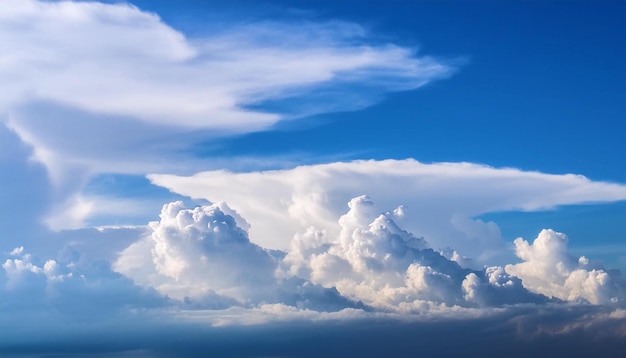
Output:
left=129, top=0, right=625, bottom=182
left=92, top=1, right=625, bottom=269
left=4, top=0, right=614, bottom=269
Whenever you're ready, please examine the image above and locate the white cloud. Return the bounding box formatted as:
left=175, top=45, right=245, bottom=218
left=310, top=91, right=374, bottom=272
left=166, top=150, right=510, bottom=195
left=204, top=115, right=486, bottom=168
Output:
left=506, top=229, right=624, bottom=304
left=148, top=159, right=626, bottom=265
left=113, top=201, right=362, bottom=312
left=2, top=252, right=44, bottom=286
left=1, top=0, right=456, bottom=231
left=114, top=201, right=277, bottom=302
left=9, top=246, right=24, bottom=256
left=114, top=196, right=556, bottom=313
left=2, top=197, right=624, bottom=343
left=278, top=195, right=548, bottom=311
left=461, top=266, right=544, bottom=307
left=44, top=193, right=178, bottom=231
left=1, top=245, right=168, bottom=319
left=1, top=0, right=453, bottom=183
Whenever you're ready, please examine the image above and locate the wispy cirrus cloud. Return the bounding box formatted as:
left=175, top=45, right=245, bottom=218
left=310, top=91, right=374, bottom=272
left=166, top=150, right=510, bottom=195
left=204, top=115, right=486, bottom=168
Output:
left=0, top=0, right=456, bottom=231
left=1, top=0, right=454, bottom=180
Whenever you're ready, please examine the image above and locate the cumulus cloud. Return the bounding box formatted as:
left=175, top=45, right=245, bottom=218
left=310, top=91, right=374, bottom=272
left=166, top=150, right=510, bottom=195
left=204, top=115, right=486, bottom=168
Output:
left=112, top=194, right=625, bottom=314
left=149, top=159, right=626, bottom=265
left=2, top=196, right=624, bottom=356
left=278, top=195, right=549, bottom=311
left=114, top=201, right=275, bottom=302
left=461, top=266, right=547, bottom=307
left=113, top=196, right=562, bottom=314
left=506, top=229, right=625, bottom=304
left=1, top=246, right=167, bottom=320
left=7, top=175, right=620, bottom=321
left=114, top=201, right=362, bottom=312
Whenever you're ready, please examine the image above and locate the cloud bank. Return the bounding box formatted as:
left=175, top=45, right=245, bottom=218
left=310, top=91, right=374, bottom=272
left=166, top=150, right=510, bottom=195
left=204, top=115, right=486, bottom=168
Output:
left=109, top=195, right=624, bottom=313
left=2, top=194, right=624, bottom=355
left=6, top=194, right=621, bottom=325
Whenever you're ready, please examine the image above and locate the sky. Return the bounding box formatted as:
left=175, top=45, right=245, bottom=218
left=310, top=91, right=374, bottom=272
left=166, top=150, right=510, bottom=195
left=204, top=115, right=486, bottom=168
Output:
left=0, top=0, right=625, bottom=357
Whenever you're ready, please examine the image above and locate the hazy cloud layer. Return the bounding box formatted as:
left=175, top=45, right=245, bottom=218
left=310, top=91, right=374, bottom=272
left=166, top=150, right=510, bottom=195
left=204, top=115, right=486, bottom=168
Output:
left=3, top=303, right=624, bottom=357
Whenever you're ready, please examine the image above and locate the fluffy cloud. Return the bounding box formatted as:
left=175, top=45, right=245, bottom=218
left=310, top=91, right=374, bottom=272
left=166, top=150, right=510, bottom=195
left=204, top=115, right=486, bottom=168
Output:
left=1, top=245, right=167, bottom=320
left=278, top=195, right=548, bottom=311
left=6, top=176, right=621, bottom=320
left=114, top=196, right=563, bottom=313
left=114, top=201, right=362, bottom=312
left=506, top=229, right=624, bottom=304
left=461, top=266, right=547, bottom=307
left=149, top=159, right=626, bottom=265
left=115, top=201, right=276, bottom=302
left=2, top=196, right=624, bottom=355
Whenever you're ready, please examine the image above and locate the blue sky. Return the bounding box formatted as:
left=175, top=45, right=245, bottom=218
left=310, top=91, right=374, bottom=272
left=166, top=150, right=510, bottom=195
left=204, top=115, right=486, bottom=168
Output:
left=145, top=0, right=625, bottom=176
left=1, top=0, right=625, bottom=356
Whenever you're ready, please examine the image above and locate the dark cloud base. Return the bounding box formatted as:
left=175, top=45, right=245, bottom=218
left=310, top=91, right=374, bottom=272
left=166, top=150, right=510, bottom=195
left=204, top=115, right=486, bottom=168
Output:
left=2, top=306, right=625, bottom=358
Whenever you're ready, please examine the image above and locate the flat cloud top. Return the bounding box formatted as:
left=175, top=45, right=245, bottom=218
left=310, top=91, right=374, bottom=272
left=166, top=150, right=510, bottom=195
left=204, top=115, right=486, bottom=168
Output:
left=148, top=159, right=626, bottom=263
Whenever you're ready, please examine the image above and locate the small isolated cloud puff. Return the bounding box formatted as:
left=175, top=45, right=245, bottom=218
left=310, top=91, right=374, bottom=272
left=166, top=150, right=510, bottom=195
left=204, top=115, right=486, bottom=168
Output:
left=149, top=159, right=626, bottom=265
left=506, top=229, right=625, bottom=304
